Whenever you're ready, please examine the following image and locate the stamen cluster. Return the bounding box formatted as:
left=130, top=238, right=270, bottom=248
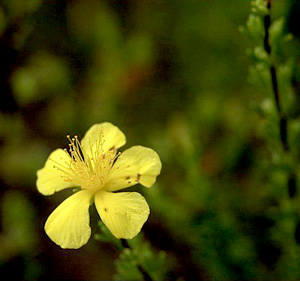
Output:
left=51, top=133, right=120, bottom=193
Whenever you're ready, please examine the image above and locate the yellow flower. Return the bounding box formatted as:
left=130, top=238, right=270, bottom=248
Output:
left=37, top=122, right=162, bottom=249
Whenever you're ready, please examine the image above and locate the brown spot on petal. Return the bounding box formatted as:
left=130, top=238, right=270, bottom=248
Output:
left=137, top=173, right=141, bottom=181
left=104, top=208, right=108, bottom=212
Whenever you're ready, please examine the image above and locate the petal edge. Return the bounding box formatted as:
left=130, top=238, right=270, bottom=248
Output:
left=81, top=122, right=126, bottom=157
left=37, top=149, right=74, bottom=195
left=104, top=146, right=162, bottom=191
left=45, top=190, right=93, bottom=249
left=95, top=191, right=150, bottom=239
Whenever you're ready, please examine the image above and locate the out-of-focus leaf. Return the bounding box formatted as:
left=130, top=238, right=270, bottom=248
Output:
left=0, top=191, right=37, bottom=261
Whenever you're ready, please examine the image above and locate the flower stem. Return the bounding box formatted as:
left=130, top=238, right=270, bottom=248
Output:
left=120, top=239, right=154, bottom=281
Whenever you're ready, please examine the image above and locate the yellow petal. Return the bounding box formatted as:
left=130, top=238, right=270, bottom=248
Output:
left=45, top=190, right=93, bottom=249
left=95, top=191, right=150, bottom=239
left=104, top=146, right=162, bottom=191
left=37, top=149, right=74, bottom=195
left=81, top=122, right=126, bottom=158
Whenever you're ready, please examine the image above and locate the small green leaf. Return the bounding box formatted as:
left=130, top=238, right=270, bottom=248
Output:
left=251, top=0, right=269, bottom=16
left=246, top=14, right=265, bottom=42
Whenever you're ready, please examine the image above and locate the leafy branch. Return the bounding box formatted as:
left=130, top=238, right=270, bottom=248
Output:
left=262, top=0, right=299, bottom=202
left=263, top=0, right=288, bottom=151
left=95, top=221, right=167, bottom=281
left=241, top=0, right=300, bottom=277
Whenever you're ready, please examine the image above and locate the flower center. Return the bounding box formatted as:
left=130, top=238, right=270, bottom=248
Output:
left=52, top=133, right=120, bottom=193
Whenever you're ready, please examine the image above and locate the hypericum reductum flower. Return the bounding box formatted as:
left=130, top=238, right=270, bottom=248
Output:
left=37, top=122, right=161, bottom=249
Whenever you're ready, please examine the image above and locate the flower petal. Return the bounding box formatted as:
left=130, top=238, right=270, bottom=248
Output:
left=81, top=122, right=126, bottom=157
left=95, top=191, right=150, bottom=239
left=37, top=149, right=74, bottom=195
left=45, top=190, right=93, bottom=249
left=104, top=146, right=162, bottom=191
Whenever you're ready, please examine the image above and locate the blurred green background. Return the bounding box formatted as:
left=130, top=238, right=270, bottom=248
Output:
left=1, top=0, right=300, bottom=280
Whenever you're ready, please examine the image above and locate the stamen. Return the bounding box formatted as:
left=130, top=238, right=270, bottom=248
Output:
left=50, top=158, right=75, bottom=180
left=56, top=131, right=118, bottom=192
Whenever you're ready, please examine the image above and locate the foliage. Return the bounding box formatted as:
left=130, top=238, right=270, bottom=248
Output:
left=96, top=221, right=167, bottom=281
